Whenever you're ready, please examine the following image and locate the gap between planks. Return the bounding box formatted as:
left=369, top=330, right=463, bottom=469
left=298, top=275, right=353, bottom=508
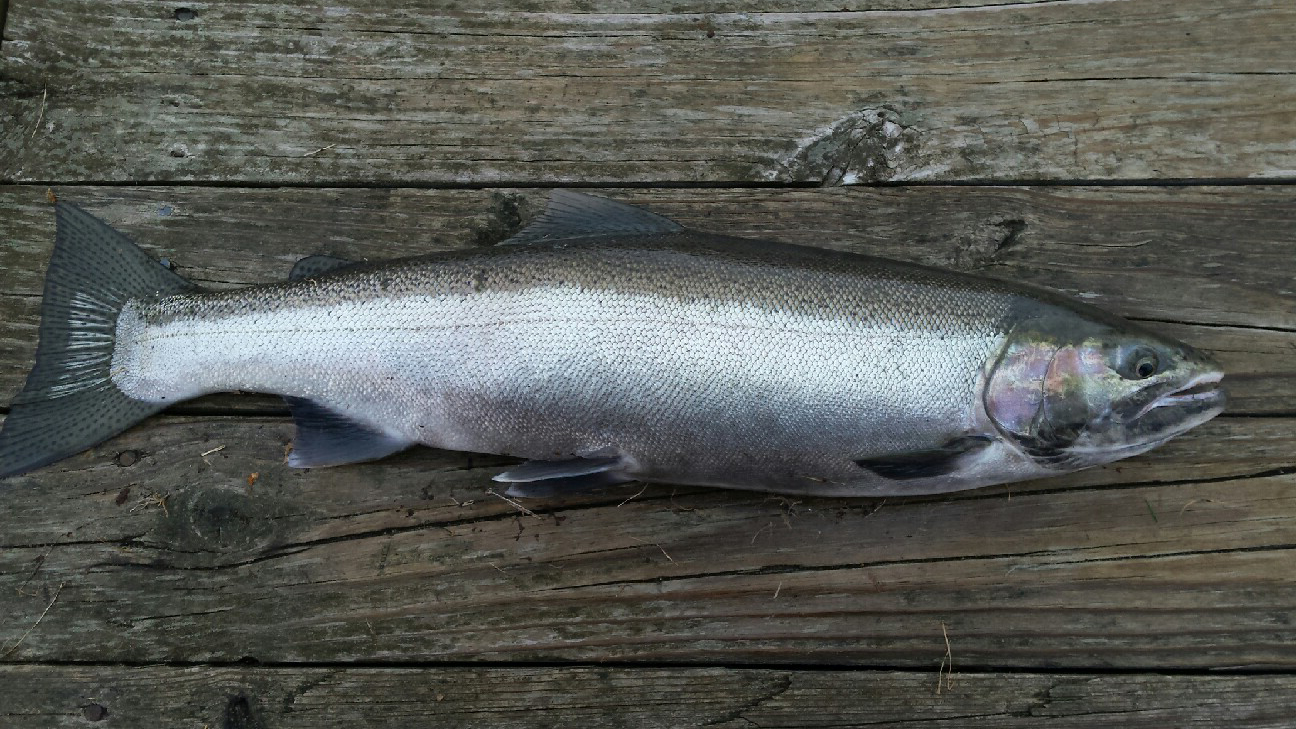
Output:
left=5, top=659, right=1296, bottom=676
left=8, top=179, right=1296, bottom=189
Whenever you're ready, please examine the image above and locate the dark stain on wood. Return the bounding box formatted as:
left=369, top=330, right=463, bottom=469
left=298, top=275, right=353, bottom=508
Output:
left=471, top=191, right=531, bottom=247
left=223, top=693, right=265, bottom=729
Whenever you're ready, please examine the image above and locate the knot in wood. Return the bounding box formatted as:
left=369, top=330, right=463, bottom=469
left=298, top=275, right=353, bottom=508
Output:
left=772, top=107, right=921, bottom=185
left=172, top=486, right=281, bottom=554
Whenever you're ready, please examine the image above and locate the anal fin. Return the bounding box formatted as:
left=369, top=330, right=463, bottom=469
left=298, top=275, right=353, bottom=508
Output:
left=493, top=456, right=623, bottom=483
left=284, top=397, right=413, bottom=468
left=503, top=471, right=637, bottom=499
left=854, top=435, right=993, bottom=480
left=493, top=453, right=633, bottom=497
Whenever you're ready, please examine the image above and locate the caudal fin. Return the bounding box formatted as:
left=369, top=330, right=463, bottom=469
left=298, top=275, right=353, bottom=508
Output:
left=0, top=202, right=196, bottom=479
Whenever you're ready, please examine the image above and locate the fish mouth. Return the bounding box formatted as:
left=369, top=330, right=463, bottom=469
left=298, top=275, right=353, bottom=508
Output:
left=1134, top=371, right=1226, bottom=434
left=1147, top=371, right=1225, bottom=410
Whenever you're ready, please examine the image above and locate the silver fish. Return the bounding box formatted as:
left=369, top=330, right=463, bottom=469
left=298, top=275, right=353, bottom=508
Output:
left=0, top=192, right=1225, bottom=496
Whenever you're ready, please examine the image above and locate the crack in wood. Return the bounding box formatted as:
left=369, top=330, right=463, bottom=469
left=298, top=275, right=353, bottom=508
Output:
left=535, top=539, right=1296, bottom=594
left=1, top=464, right=1289, bottom=555
left=64, top=493, right=673, bottom=571
left=703, top=672, right=792, bottom=726
left=127, top=607, right=237, bottom=626
left=1127, top=318, right=1296, bottom=335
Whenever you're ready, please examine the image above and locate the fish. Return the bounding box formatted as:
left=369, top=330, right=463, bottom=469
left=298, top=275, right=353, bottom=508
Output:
left=0, top=191, right=1225, bottom=497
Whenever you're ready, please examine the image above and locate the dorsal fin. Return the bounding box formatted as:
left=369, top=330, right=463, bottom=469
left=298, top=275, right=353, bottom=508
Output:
left=288, top=255, right=357, bottom=281
left=500, top=190, right=684, bottom=245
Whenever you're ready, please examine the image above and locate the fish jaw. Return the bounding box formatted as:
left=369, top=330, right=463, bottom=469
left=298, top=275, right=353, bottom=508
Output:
left=1124, top=369, right=1227, bottom=446
left=1135, top=370, right=1226, bottom=421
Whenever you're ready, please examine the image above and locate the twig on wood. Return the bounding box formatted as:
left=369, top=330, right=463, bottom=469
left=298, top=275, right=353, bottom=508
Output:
left=630, top=536, right=676, bottom=564
left=668, top=488, right=696, bottom=513
left=201, top=444, right=226, bottom=466
left=653, top=543, right=676, bottom=564
left=863, top=498, right=887, bottom=519
left=302, top=143, right=336, bottom=157
left=487, top=489, right=541, bottom=520
left=487, top=562, right=523, bottom=588
left=773, top=582, right=783, bottom=599
left=936, top=621, right=955, bottom=695
left=16, top=546, right=54, bottom=597
left=3, top=582, right=64, bottom=658
left=30, top=85, right=47, bottom=138
left=130, top=491, right=170, bottom=517
left=763, top=496, right=804, bottom=531
left=617, top=482, right=649, bottom=507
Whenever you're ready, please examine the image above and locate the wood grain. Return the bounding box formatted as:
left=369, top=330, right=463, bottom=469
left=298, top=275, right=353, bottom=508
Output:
left=3, top=665, right=1296, bottom=729
left=2, top=0, right=1295, bottom=717
left=2, top=0, right=1294, bottom=184
left=1, top=184, right=1291, bottom=671
left=0, top=409, right=1292, bottom=667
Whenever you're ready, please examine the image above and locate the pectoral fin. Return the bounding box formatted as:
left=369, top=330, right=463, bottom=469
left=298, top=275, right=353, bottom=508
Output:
left=854, top=436, right=993, bottom=480
left=284, top=397, right=413, bottom=468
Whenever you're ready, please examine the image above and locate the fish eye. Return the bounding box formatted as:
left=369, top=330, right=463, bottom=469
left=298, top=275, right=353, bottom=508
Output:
left=1123, top=348, right=1160, bottom=380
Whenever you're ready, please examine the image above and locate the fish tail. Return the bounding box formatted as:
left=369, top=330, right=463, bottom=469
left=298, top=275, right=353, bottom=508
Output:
left=0, top=202, right=196, bottom=479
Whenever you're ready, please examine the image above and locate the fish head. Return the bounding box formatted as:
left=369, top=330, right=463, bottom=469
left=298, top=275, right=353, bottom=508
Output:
left=985, top=308, right=1226, bottom=470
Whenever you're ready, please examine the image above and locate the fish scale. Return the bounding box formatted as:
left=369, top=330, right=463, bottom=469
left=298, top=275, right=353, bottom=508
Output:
left=111, top=236, right=1009, bottom=494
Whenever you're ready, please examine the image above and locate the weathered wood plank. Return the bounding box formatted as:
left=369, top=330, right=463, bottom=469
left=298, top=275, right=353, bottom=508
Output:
left=1, top=185, right=1292, bottom=668
left=0, top=410, right=1292, bottom=667
left=3, top=0, right=1294, bottom=183
left=4, top=665, right=1296, bottom=729
left=2, top=185, right=1292, bottom=413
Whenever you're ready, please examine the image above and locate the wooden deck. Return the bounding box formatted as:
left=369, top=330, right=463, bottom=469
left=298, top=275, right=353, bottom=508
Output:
left=1, top=1, right=1294, bottom=726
